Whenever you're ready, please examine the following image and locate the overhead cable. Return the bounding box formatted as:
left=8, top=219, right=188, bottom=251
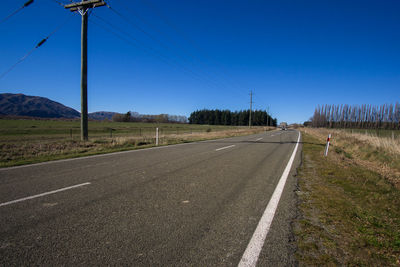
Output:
left=0, top=14, right=73, bottom=80
left=108, top=2, right=237, bottom=91
left=91, top=13, right=226, bottom=90
left=1, top=0, right=34, bottom=24
left=139, top=0, right=247, bottom=94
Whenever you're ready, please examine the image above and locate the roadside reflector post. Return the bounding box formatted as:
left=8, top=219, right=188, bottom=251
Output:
left=156, top=127, right=159, bottom=146
left=324, top=134, right=331, bottom=157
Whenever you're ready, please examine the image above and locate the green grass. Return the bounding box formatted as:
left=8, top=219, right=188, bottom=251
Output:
left=0, top=119, right=269, bottom=167
left=296, top=130, right=400, bottom=266
left=0, top=119, right=239, bottom=140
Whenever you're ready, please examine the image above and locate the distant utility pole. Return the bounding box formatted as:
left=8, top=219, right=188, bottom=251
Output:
left=267, top=106, right=270, bottom=126
left=64, top=0, right=106, bottom=141
left=249, top=90, right=253, bottom=128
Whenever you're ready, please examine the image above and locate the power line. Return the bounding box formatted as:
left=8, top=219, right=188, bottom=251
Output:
left=90, top=16, right=175, bottom=66
left=91, top=13, right=228, bottom=91
left=138, top=0, right=247, bottom=94
left=0, top=14, right=73, bottom=80
left=1, top=0, right=34, bottom=24
left=121, top=0, right=246, bottom=95
left=90, top=15, right=217, bottom=89
left=103, top=3, right=233, bottom=92
left=104, top=3, right=206, bottom=72
left=50, top=0, right=67, bottom=7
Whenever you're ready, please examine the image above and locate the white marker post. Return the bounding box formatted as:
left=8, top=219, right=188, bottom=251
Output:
left=324, top=134, right=331, bottom=156
left=156, top=127, right=159, bottom=146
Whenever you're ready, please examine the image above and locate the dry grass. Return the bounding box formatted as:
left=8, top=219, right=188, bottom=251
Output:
left=303, top=128, right=400, bottom=188
left=304, top=128, right=400, bottom=155
left=295, top=130, right=400, bottom=266
left=110, top=128, right=269, bottom=146
left=0, top=127, right=271, bottom=167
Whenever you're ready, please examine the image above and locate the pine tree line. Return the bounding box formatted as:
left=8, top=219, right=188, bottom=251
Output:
left=311, top=103, right=400, bottom=129
left=189, top=109, right=277, bottom=126
left=113, top=112, right=187, bottom=123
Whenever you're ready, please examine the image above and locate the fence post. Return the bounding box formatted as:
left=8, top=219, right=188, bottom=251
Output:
left=324, top=134, right=331, bottom=157
left=70, top=129, right=73, bottom=140
left=156, top=127, right=159, bottom=146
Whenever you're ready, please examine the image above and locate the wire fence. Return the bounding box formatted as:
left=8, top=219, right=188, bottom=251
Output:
left=0, top=125, right=246, bottom=143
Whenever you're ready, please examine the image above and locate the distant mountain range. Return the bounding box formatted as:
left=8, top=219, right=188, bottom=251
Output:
left=88, top=111, right=117, bottom=120
left=0, top=93, right=117, bottom=120
left=0, top=93, right=187, bottom=122
left=0, top=93, right=80, bottom=119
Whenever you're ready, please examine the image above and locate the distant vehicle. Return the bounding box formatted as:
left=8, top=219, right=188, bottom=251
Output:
left=279, top=122, right=288, bottom=130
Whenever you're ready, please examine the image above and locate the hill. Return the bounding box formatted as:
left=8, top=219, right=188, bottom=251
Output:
left=88, top=111, right=117, bottom=120
left=0, top=93, right=80, bottom=119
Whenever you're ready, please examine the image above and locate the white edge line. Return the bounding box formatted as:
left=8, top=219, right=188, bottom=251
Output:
left=215, top=145, right=236, bottom=151
left=238, top=131, right=301, bottom=267
left=0, top=142, right=188, bottom=171
left=0, top=182, right=91, bottom=207
left=255, top=138, right=263, bottom=141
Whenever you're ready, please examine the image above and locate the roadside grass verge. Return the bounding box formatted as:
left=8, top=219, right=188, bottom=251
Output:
left=303, top=128, right=400, bottom=188
left=295, top=129, right=400, bottom=266
left=0, top=124, right=271, bottom=168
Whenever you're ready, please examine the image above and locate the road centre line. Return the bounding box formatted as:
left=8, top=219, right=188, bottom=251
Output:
left=0, top=182, right=91, bottom=207
left=254, top=138, right=263, bottom=141
left=238, top=131, right=301, bottom=267
left=215, top=145, right=235, bottom=151
left=1, top=134, right=248, bottom=171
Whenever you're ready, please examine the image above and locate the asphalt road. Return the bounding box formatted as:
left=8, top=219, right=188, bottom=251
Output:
left=0, top=129, right=302, bottom=266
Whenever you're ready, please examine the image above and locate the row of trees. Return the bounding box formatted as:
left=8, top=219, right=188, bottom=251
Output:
left=310, top=103, right=400, bottom=129
left=113, top=112, right=187, bottom=123
left=189, top=109, right=277, bottom=126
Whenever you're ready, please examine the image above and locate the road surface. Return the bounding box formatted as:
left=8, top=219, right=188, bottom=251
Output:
left=0, top=129, right=301, bottom=266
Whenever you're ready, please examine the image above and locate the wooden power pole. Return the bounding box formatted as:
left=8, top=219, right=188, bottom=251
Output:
left=249, top=90, right=253, bottom=128
left=64, top=0, right=106, bottom=141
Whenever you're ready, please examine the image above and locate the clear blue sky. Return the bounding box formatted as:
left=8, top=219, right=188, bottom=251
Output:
left=1, top=0, right=399, bottom=124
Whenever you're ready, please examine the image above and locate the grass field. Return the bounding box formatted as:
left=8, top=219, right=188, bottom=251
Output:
left=0, top=119, right=271, bottom=167
left=0, top=119, right=240, bottom=140
left=296, top=128, right=400, bottom=266
left=342, top=128, right=400, bottom=139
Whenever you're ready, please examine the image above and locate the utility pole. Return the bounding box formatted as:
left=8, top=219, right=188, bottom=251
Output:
left=64, top=0, right=106, bottom=141
left=267, top=106, right=270, bottom=126
left=249, top=90, right=253, bottom=128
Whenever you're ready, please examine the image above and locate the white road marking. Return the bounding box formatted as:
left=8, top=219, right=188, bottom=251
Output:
left=0, top=182, right=91, bottom=207
left=0, top=134, right=246, bottom=171
left=238, top=131, right=301, bottom=267
left=215, top=145, right=235, bottom=151
left=254, top=138, right=263, bottom=141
